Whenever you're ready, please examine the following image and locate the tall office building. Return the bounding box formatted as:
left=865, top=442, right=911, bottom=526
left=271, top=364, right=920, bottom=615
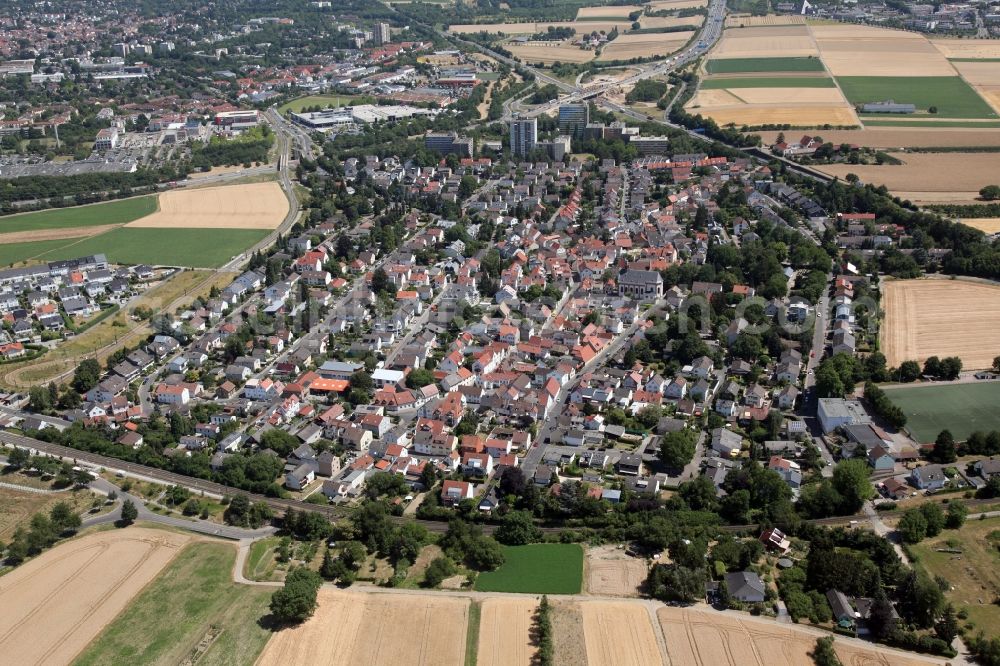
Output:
left=375, top=22, right=391, bottom=45
left=558, top=103, right=589, bottom=138
left=509, top=117, right=537, bottom=157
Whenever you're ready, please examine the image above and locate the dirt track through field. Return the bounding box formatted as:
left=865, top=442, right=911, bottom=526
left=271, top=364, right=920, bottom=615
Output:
left=881, top=278, right=1000, bottom=370
left=256, top=588, right=468, bottom=666
left=477, top=598, right=537, bottom=666
left=125, top=182, right=287, bottom=229
left=0, top=223, right=119, bottom=245
left=0, top=528, right=191, bottom=666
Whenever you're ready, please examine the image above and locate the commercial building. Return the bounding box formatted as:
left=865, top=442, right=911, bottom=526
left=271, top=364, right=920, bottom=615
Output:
left=558, top=103, right=589, bottom=137
left=213, top=110, right=260, bottom=130
left=291, top=104, right=437, bottom=130
left=538, top=135, right=571, bottom=162
left=629, top=135, right=671, bottom=155
left=375, top=22, right=391, bottom=45
left=817, top=398, right=871, bottom=434
left=509, top=116, right=537, bottom=157
left=94, top=127, right=119, bottom=151
left=424, top=132, right=474, bottom=157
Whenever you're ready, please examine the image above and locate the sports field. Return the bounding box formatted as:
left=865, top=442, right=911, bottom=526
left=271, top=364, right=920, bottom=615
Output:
left=0, top=197, right=157, bottom=233
left=705, top=56, right=825, bottom=74
left=702, top=76, right=836, bottom=88
left=837, top=76, right=997, bottom=118
left=474, top=543, right=583, bottom=594
left=883, top=382, right=1000, bottom=443
left=278, top=95, right=364, bottom=114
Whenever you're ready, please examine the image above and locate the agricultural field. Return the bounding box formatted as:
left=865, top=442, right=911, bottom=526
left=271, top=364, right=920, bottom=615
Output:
left=477, top=597, right=537, bottom=666
left=76, top=540, right=273, bottom=666
left=597, top=31, right=694, bottom=61
left=711, top=25, right=819, bottom=59
left=753, top=128, right=1000, bottom=148
left=705, top=56, right=825, bottom=74
left=725, top=14, right=806, bottom=27
left=507, top=42, right=596, bottom=65
left=256, top=589, right=469, bottom=666
left=811, top=23, right=955, bottom=77
left=959, top=217, right=1000, bottom=234
left=125, top=182, right=287, bottom=230
left=585, top=545, right=648, bottom=596
left=881, top=278, right=1000, bottom=372
left=932, top=38, right=1000, bottom=60
left=0, top=182, right=280, bottom=268
left=838, top=76, right=997, bottom=119
left=0, top=528, right=191, bottom=665
left=0, top=196, right=157, bottom=233
left=638, top=14, right=704, bottom=29
left=581, top=601, right=662, bottom=666
left=909, top=516, right=1000, bottom=634
left=449, top=20, right=629, bottom=35
left=656, top=606, right=941, bottom=665
left=883, top=382, right=1000, bottom=443
left=816, top=153, right=1000, bottom=204
left=473, top=543, right=583, bottom=593
left=701, top=76, right=836, bottom=88
left=646, top=0, right=707, bottom=10
left=0, top=485, right=92, bottom=541
left=576, top=4, right=642, bottom=19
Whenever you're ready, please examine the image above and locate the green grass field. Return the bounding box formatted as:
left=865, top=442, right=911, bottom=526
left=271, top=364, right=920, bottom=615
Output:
left=884, top=382, right=1000, bottom=443
left=0, top=197, right=157, bottom=233
left=701, top=76, right=836, bottom=89
left=837, top=76, right=997, bottom=119
left=278, top=94, right=369, bottom=114
left=0, top=238, right=83, bottom=267
left=75, top=542, right=274, bottom=666
left=35, top=228, right=268, bottom=268
left=861, top=120, right=1000, bottom=128
left=474, top=543, right=583, bottom=594
left=706, top=57, right=825, bottom=74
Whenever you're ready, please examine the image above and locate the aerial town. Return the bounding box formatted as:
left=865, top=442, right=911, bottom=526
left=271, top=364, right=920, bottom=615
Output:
left=0, top=0, right=999, bottom=665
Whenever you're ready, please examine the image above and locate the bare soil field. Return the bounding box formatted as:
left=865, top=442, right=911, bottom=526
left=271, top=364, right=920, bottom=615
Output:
left=0, top=528, right=191, bottom=666
left=0, top=223, right=119, bottom=245
left=727, top=87, right=845, bottom=104
left=450, top=21, right=627, bottom=35
left=816, top=153, right=1000, bottom=202
left=933, top=38, right=1000, bottom=59
left=598, top=32, right=694, bottom=61
left=882, top=278, right=1000, bottom=370
left=726, top=14, right=806, bottom=27
left=695, top=105, right=859, bottom=127
left=657, top=606, right=944, bottom=665
left=550, top=600, right=587, bottom=666
left=753, top=128, right=1000, bottom=148
left=577, top=4, right=642, bottom=18
left=508, top=43, right=595, bottom=65
left=812, top=24, right=956, bottom=77
left=125, top=182, right=287, bottom=230
left=691, top=88, right=746, bottom=106
left=477, top=597, right=537, bottom=666
left=581, top=601, right=662, bottom=666
left=978, top=87, right=1000, bottom=114
left=585, top=545, right=648, bottom=596
left=958, top=217, right=1000, bottom=234
left=185, top=164, right=255, bottom=180
left=712, top=25, right=818, bottom=59
left=256, top=589, right=469, bottom=666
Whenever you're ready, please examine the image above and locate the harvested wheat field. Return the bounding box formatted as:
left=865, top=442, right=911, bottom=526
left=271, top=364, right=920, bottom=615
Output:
left=450, top=21, right=628, bottom=35
left=696, top=105, right=859, bottom=127
left=585, top=546, right=648, bottom=596
left=753, top=128, right=1000, bottom=148
left=812, top=24, right=955, bottom=77
left=933, top=38, right=1000, bottom=59
left=0, top=528, right=191, bottom=666
left=816, top=153, right=1000, bottom=202
left=977, top=87, right=1000, bottom=115
left=726, top=14, right=806, bottom=27
left=125, top=182, right=287, bottom=230
left=551, top=600, right=588, bottom=666
left=712, top=25, right=818, bottom=59
left=646, top=0, right=707, bottom=10
left=598, top=32, right=694, bottom=61
left=639, top=14, right=704, bottom=29
left=477, top=598, right=537, bottom=666
left=257, top=589, right=469, bottom=666
left=952, top=60, right=1000, bottom=86
left=959, top=217, right=1000, bottom=234
left=657, top=607, right=944, bottom=666
left=581, top=601, right=662, bottom=666
left=882, top=278, right=1000, bottom=370
left=577, top=5, right=642, bottom=18
left=726, top=87, right=845, bottom=104
left=508, top=43, right=595, bottom=65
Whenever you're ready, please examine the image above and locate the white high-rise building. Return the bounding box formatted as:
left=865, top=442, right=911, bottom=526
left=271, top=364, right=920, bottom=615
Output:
left=509, top=117, right=537, bottom=157
left=375, top=22, right=391, bottom=45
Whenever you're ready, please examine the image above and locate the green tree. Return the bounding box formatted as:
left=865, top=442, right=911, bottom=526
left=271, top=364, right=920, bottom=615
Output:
left=405, top=368, right=435, bottom=389
left=831, top=459, right=874, bottom=513
left=494, top=511, right=542, bottom=545
left=935, top=604, right=959, bottom=643
left=921, top=502, right=945, bottom=538
left=71, top=358, right=102, bottom=393
left=930, top=430, right=957, bottom=464
left=7, top=447, right=30, bottom=469
left=49, top=501, right=81, bottom=532
left=898, top=509, right=928, bottom=543
left=898, top=360, right=921, bottom=382
left=810, top=636, right=843, bottom=666
left=270, top=567, right=323, bottom=624
left=979, top=184, right=1000, bottom=201
left=945, top=501, right=967, bottom=529
left=119, top=499, right=138, bottom=526
left=423, top=556, right=455, bottom=587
